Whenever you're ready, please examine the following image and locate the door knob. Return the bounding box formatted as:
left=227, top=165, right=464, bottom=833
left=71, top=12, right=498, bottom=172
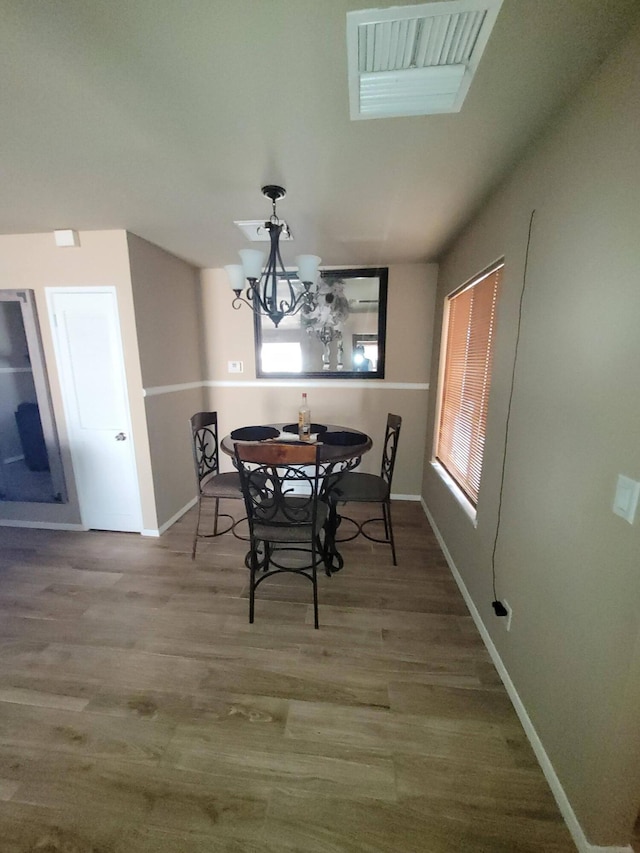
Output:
left=115, top=432, right=127, bottom=441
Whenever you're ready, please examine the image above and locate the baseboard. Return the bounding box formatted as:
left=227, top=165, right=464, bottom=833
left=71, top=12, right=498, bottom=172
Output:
left=420, top=497, right=632, bottom=853
left=390, top=493, right=421, bottom=501
left=141, top=495, right=198, bottom=537
left=0, top=519, right=86, bottom=531
left=587, top=848, right=633, bottom=853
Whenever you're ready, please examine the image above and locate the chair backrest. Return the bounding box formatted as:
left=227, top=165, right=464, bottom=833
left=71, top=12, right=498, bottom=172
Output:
left=380, top=413, right=402, bottom=488
left=234, top=441, right=322, bottom=538
left=190, top=411, right=221, bottom=490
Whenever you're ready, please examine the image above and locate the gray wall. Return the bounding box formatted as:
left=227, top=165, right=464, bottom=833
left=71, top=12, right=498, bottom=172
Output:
left=422, top=21, right=640, bottom=848
left=127, top=233, right=205, bottom=528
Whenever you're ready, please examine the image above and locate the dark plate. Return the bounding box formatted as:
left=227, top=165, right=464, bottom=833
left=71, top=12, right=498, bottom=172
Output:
left=281, top=423, right=328, bottom=435
left=321, top=430, right=368, bottom=446
left=230, top=425, right=280, bottom=441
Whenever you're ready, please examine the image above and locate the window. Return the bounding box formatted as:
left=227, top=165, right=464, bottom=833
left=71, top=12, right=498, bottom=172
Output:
left=435, top=263, right=502, bottom=506
left=260, top=342, right=303, bottom=373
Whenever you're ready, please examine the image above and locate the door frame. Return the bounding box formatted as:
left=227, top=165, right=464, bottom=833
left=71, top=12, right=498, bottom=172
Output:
left=45, top=285, right=143, bottom=532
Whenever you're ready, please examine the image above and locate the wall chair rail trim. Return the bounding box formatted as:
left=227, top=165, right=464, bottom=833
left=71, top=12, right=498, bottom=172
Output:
left=143, top=381, right=208, bottom=397
left=207, top=380, right=429, bottom=390
left=143, top=380, right=429, bottom=396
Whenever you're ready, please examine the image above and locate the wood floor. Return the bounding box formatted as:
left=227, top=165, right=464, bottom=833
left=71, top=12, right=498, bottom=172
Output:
left=0, top=501, right=577, bottom=852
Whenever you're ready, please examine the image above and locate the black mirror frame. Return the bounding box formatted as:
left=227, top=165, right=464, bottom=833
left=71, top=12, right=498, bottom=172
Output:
left=253, top=267, right=388, bottom=380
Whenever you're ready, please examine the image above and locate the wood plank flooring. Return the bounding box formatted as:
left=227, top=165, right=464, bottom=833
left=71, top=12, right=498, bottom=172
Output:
left=0, top=502, right=577, bottom=852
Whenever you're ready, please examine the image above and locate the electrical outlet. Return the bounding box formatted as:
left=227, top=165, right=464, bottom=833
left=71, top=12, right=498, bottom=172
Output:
left=503, top=600, right=513, bottom=631
left=228, top=360, right=243, bottom=374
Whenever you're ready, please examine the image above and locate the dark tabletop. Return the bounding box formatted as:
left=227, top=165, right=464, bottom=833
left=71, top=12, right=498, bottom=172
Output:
left=221, top=423, right=373, bottom=465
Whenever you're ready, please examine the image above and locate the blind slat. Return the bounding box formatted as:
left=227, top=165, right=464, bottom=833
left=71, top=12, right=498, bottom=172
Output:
left=436, top=265, right=502, bottom=505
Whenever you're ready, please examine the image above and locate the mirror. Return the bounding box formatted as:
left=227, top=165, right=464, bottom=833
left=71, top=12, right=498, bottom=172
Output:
left=0, top=290, right=67, bottom=503
left=254, top=267, right=388, bottom=378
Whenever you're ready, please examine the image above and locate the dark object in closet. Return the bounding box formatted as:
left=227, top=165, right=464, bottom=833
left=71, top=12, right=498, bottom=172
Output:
left=15, top=402, right=49, bottom=471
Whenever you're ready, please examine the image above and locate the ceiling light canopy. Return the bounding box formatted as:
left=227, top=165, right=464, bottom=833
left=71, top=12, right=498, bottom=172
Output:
left=347, top=0, right=503, bottom=119
left=225, top=186, right=321, bottom=328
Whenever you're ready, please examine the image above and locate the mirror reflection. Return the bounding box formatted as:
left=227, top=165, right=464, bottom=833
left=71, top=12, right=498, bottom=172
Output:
left=254, top=268, right=387, bottom=378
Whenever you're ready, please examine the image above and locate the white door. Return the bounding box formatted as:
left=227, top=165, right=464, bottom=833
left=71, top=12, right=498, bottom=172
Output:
left=47, top=288, right=142, bottom=532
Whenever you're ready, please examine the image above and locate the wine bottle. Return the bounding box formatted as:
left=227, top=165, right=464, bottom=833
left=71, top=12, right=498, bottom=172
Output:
left=298, top=393, right=311, bottom=441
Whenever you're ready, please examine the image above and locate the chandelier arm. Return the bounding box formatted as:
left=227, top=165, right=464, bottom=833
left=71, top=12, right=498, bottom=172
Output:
left=273, top=236, right=303, bottom=315
left=234, top=279, right=316, bottom=324
left=247, top=278, right=269, bottom=313
left=273, top=237, right=318, bottom=316
left=234, top=285, right=311, bottom=324
left=263, top=223, right=285, bottom=322
left=245, top=282, right=264, bottom=309
left=240, top=279, right=274, bottom=318
left=282, top=296, right=312, bottom=319
left=231, top=291, right=259, bottom=312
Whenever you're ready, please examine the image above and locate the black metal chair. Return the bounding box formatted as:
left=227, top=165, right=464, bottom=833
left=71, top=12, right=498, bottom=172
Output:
left=234, top=441, right=329, bottom=629
left=326, top=413, right=402, bottom=565
left=190, top=411, right=243, bottom=559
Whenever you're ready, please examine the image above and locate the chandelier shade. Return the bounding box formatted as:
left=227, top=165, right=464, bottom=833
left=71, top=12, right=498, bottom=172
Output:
left=238, top=249, right=265, bottom=280
left=225, top=186, right=321, bottom=328
left=297, top=254, right=322, bottom=284
left=224, top=264, right=245, bottom=291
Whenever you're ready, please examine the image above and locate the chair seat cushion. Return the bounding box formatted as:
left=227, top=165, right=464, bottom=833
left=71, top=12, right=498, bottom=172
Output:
left=253, top=500, right=329, bottom=543
left=200, top=471, right=243, bottom=498
left=328, top=472, right=389, bottom=503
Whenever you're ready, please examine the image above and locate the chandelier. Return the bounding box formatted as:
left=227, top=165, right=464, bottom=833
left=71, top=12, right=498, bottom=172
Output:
left=224, top=185, right=321, bottom=328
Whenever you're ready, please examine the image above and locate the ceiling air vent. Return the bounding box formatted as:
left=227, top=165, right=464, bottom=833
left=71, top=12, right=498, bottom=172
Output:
left=347, top=0, right=503, bottom=120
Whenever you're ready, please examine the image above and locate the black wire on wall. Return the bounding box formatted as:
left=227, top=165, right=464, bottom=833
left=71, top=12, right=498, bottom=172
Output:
left=491, top=209, right=537, bottom=606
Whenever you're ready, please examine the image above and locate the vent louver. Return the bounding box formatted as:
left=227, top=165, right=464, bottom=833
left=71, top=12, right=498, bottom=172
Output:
left=347, top=1, right=503, bottom=119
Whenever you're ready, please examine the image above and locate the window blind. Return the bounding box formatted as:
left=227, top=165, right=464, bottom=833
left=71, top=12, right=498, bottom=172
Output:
left=436, top=264, right=502, bottom=505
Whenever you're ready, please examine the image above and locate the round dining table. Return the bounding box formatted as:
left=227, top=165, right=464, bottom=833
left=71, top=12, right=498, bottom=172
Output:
left=221, top=422, right=373, bottom=572
left=220, top=422, right=372, bottom=468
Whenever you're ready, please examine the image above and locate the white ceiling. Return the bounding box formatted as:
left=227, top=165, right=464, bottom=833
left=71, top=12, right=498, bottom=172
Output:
left=2, top=0, right=638, bottom=269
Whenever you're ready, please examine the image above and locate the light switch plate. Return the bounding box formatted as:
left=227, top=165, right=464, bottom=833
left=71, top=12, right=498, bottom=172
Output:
left=612, top=474, right=640, bottom=524
left=228, top=360, right=243, bottom=374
